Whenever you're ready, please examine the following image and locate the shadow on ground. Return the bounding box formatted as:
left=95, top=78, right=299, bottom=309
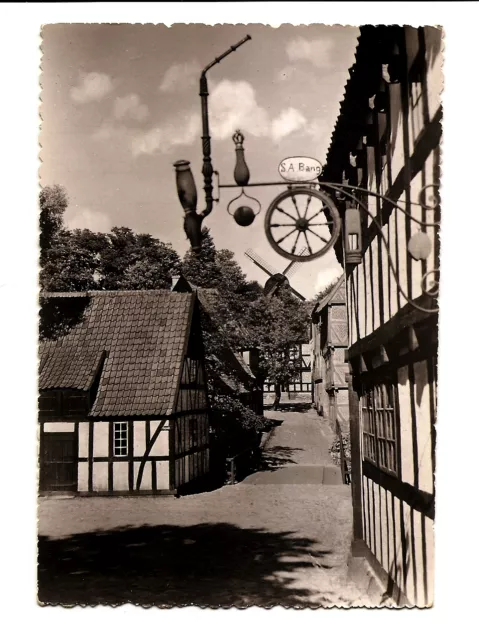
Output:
left=259, top=445, right=303, bottom=471
left=38, top=522, right=335, bottom=607
left=264, top=403, right=312, bottom=413
left=262, top=417, right=284, bottom=432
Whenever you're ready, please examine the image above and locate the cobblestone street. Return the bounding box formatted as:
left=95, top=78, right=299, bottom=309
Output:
left=38, top=407, right=367, bottom=607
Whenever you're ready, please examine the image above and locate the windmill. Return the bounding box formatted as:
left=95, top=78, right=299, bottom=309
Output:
left=245, top=248, right=307, bottom=301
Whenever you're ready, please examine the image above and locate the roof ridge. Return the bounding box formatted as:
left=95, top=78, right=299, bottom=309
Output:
left=41, top=289, right=183, bottom=298
left=312, top=273, right=346, bottom=314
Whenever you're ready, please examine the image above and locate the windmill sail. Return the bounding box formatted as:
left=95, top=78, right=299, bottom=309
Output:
left=245, top=248, right=306, bottom=301
left=282, top=247, right=308, bottom=277
left=244, top=249, right=275, bottom=277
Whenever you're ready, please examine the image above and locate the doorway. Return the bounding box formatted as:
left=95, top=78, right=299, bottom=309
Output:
left=40, top=432, right=78, bottom=492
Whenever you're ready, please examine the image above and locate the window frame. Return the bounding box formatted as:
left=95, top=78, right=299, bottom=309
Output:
left=361, top=380, right=400, bottom=477
left=113, top=421, right=129, bottom=458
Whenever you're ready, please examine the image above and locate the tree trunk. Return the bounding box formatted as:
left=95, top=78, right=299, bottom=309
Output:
left=272, top=383, right=282, bottom=410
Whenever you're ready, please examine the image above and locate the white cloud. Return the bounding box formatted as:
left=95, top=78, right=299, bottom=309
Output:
left=131, top=112, right=201, bottom=157
left=209, top=80, right=309, bottom=143
left=210, top=80, right=270, bottom=139
left=159, top=62, right=200, bottom=93
left=65, top=207, right=112, bottom=233
left=124, top=80, right=319, bottom=157
left=70, top=72, right=115, bottom=104
left=271, top=107, right=307, bottom=142
left=113, top=94, right=149, bottom=122
left=286, top=37, right=334, bottom=69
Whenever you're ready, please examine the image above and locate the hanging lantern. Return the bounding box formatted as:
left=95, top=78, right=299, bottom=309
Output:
left=344, top=205, right=363, bottom=264
left=408, top=231, right=432, bottom=261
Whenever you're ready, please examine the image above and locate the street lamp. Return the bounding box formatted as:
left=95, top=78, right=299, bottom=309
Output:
left=173, top=35, right=252, bottom=252
left=344, top=205, right=363, bottom=265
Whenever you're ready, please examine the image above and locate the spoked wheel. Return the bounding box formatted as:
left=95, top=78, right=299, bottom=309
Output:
left=264, top=187, right=341, bottom=262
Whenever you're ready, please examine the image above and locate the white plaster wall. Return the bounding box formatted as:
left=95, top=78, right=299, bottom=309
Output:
left=78, top=461, right=88, bottom=491
left=413, top=508, right=426, bottom=607
left=44, top=422, right=75, bottom=432
left=390, top=86, right=405, bottom=184
left=425, top=512, right=435, bottom=605
left=133, top=421, right=146, bottom=456
left=397, top=364, right=414, bottom=486
left=113, top=461, right=129, bottom=491
left=409, top=81, right=425, bottom=148
left=155, top=461, right=170, bottom=490
left=93, top=461, right=109, bottom=492
left=149, top=421, right=170, bottom=456
left=94, top=422, right=109, bottom=457
left=413, top=361, right=434, bottom=494
left=133, top=461, right=152, bottom=491
left=78, top=422, right=89, bottom=458
left=363, top=250, right=371, bottom=338
left=370, top=236, right=380, bottom=332
left=424, top=27, right=443, bottom=122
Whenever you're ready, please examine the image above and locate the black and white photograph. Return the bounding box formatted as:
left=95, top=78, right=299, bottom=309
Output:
left=36, top=21, right=442, bottom=609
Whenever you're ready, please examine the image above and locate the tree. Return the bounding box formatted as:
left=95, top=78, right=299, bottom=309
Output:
left=182, top=227, right=311, bottom=408
left=39, top=184, right=69, bottom=262
left=181, top=228, right=262, bottom=351
left=98, top=227, right=181, bottom=291
left=39, top=185, right=105, bottom=292
left=40, top=229, right=103, bottom=292
left=243, top=286, right=310, bottom=408
left=39, top=186, right=182, bottom=292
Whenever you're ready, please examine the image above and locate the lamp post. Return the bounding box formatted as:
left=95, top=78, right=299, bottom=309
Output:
left=174, top=35, right=252, bottom=252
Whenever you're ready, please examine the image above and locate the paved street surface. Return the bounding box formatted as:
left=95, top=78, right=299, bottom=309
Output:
left=38, top=406, right=368, bottom=607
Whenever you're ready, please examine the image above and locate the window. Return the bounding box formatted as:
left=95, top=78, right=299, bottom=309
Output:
left=361, top=382, right=399, bottom=475
left=189, top=359, right=198, bottom=382
left=114, top=422, right=128, bottom=457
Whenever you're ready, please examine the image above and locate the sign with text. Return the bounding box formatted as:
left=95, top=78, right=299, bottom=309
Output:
left=278, top=156, right=323, bottom=182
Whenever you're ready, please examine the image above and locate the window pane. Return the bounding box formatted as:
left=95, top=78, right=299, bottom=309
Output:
left=114, top=422, right=128, bottom=456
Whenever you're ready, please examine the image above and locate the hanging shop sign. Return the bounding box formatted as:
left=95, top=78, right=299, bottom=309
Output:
left=278, top=157, right=323, bottom=182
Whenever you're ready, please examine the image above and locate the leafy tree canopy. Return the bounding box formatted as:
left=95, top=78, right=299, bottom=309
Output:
left=39, top=186, right=181, bottom=292
left=39, top=184, right=69, bottom=260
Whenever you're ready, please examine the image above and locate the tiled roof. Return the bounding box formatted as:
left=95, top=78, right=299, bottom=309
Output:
left=39, top=345, right=106, bottom=391
left=39, top=291, right=194, bottom=417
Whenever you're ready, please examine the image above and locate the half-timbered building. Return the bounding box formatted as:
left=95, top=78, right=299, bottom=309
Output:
left=171, top=276, right=263, bottom=415
left=38, top=290, right=210, bottom=495
left=323, top=25, right=441, bottom=606
left=311, top=274, right=349, bottom=433
left=263, top=341, right=312, bottom=399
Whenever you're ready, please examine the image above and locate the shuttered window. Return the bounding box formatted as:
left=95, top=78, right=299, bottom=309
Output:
left=361, top=382, right=399, bottom=475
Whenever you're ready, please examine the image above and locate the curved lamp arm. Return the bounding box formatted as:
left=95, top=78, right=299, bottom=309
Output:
left=174, top=35, right=252, bottom=252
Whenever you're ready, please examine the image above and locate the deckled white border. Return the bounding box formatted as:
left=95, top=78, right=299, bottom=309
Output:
left=1, top=1, right=477, bottom=638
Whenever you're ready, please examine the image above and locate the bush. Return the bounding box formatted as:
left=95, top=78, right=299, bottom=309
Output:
left=329, top=430, right=351, bottom=472
left=210, top=395, right=266, bottom=456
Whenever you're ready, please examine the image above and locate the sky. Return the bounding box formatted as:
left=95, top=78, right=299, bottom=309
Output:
left=40, top=24, right=359, bottom=299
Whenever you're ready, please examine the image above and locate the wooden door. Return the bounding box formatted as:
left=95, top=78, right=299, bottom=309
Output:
left=40, top=432, right=78, bottom=492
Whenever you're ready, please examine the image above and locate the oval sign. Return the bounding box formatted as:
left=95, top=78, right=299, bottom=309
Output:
left=278, top=156, right=323, bottom=182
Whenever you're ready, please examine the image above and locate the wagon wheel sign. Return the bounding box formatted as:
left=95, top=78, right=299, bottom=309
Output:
left=264, top=187, right=341, bottom=262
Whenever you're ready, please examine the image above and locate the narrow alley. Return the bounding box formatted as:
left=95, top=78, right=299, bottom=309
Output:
left=38, top=405, right=368, bottom=607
